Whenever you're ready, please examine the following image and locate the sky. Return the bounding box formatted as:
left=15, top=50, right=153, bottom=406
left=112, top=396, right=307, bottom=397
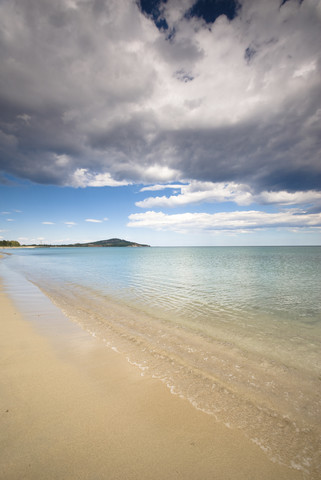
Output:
left=0, top=0, right=321, bottom=246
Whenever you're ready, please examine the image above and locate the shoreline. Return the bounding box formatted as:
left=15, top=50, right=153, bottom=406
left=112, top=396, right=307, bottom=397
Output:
left=0, top=271, right=306, bottom=479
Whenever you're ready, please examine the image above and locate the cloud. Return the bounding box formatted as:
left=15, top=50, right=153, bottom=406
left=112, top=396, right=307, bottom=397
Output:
left=128, top=209, right=321, bottom=233
left=71, top=169, right=130, bottom=188
left=140, top=184, right=186, bottom=192
left=64, top=221, right=77, bottom=227
left=137, top=181, right=321, bottom=209
left=0, top=0, right=320, bottom=194
left=257, top=189, right=321, bottom=206
left=137, top=181, right=253, bottom=208
left=85, top=218, right=103, bottom=223
left=42, top=221, right=55, bottom=225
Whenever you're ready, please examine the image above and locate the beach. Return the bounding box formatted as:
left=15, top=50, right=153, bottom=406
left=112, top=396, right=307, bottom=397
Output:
left=0, top=269, right=307, bottom=480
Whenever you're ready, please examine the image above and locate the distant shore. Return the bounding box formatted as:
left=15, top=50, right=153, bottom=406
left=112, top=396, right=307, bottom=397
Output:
left=0, top=238, right=150, bottom=249
left=0, top=246, right=37, bottom=249
left=0, top=265, right=305, bottom=479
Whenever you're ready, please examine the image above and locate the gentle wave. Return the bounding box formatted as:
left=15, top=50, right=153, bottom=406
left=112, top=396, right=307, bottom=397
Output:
left=27, top=278, right=321, bottom=478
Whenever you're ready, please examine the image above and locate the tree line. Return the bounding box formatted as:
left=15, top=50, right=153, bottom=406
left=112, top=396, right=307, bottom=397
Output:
left=0, top=240, right=21, bottom=247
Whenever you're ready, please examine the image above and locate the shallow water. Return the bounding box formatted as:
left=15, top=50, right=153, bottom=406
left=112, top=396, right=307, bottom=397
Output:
left=1, top=246, right=321, bottom=476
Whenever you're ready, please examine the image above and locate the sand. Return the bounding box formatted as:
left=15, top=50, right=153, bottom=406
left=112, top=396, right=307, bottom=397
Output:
left=0, top=277, right=305, bottom=479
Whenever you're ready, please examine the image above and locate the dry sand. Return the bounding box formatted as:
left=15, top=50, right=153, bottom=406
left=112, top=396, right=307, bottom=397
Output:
left=0, top=278, right=304, bottom=479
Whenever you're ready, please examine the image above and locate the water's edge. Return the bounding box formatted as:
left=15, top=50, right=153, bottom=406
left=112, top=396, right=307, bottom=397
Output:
left=30, top=277, right=321, bottom=477
left=1, top=249, right=321, bottom=477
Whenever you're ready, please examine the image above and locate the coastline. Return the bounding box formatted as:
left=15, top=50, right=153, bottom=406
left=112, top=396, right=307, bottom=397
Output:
left=0, top=271, right=306, bottom=479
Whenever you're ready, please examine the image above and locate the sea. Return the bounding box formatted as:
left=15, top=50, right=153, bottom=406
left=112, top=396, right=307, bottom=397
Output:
left=1, top=246, right=320, bottom=476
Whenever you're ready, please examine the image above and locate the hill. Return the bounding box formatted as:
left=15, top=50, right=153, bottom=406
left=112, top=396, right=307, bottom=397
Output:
left=69, top=238, right=150, bottom=248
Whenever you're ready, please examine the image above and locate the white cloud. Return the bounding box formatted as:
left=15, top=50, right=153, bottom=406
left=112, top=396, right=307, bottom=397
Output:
left=85, top=219, right=103, bottom=223
left=128, top=210, right=321, bottom=233
left=42, top=221, right=55, bottom=225
left=137, top=181, right=321, bottom=209
left=6, top=218, right=14, bottom=222
left=257, top=190, right=321, bottom=205
left=140, top=165, right=181, bottom=183
left=64, top=221, right=77, bottom=227
left=137, top=181, right=253, bottom=208
left=2, top=210, right=22, bottom=215
left=140, top=184, right=187, bottom=192
left=71, top=169, right=130, bottom=188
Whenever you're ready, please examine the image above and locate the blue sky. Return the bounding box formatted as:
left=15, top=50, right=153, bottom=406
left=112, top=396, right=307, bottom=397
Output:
left=0, top=0, right=320, bottom=246
left=1, top=177, right=320, bottom=246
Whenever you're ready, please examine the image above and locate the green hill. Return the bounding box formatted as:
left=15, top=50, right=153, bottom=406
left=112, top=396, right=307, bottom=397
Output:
left=70, top=238, right=150, bottom=248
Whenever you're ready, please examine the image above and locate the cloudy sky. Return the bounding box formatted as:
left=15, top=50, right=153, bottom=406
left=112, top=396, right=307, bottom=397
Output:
left=0, top=0, right=320, bottom=246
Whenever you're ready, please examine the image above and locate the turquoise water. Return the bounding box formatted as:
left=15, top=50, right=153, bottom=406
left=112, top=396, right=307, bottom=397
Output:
left=4, top=246, right=320, bottom=321
left=1, top=246, right=321, bottom=475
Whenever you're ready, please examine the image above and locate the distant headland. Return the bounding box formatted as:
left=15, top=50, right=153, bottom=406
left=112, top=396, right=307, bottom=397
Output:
left=0, top=238, right=150, bottom=248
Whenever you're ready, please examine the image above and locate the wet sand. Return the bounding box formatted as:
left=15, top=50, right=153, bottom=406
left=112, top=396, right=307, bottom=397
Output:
left=0, top=278, right=305, bottom=479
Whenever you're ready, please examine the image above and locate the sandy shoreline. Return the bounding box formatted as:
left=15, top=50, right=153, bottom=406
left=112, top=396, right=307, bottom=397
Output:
left=0, top=275, right=305, bottom=479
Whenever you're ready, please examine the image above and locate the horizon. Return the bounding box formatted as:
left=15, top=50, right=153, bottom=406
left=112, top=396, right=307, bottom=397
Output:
left=1, top=0, right=320, bottom=247
left=1, top=238, right=320, bottom=248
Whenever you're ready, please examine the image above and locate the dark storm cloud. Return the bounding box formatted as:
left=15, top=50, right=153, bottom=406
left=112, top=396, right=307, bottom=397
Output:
left=167, top=82, right=321, bottom=192
left=0, top=0, right=320, bottom=193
